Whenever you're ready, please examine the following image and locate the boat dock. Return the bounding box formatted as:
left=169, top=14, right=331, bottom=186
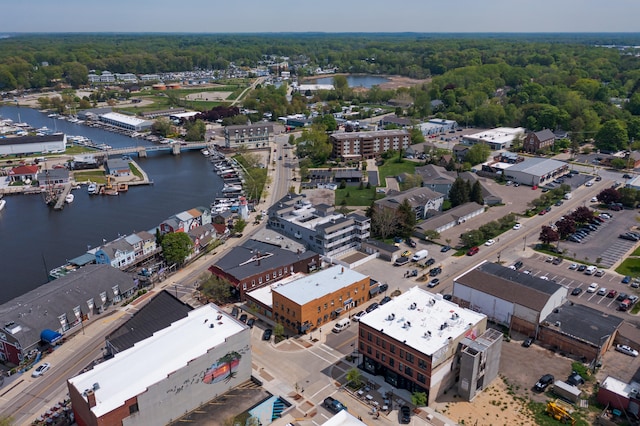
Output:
left=53, top=183, right=72, bottom=210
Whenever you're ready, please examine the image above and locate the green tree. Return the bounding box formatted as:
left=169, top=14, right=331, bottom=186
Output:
left=333, top=75, right=349, bottom=99
left=184, top=119, right=206, bottom=141
left=449, top=177, right=470, bottom=207
left=464, top=143, right=491, bottom=165
left=199, top=273, right=232, bottom=303
left=346, top=367, right=363, bottom=388
left=396, top=199, right=416, bottom=238
left=233, top=218, right=247, bottom=235
left=274, top=322, right=285, bottom=340
left=595, top=120, right=628, bottom=152
left=460, top=229, right=484, bottom=247
left=470, top=180, right=484, bottom=204
left=410, top=126, right=425, bottom=144
left=152, top=117, right=173, bottom=137
left=411, top=391, right=427, bottom=407
left=161, top=232, right=194, bottom=266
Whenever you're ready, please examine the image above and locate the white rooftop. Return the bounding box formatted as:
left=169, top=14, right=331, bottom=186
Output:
left=100, top=112, right=150, bottom=126
left=323, top=410, right=366, bottom=426
left=278, top=203, right=345, bottom=231
left=273, top=265, right=368, bottom=306
left=246, top=272, right=306, bottom=307
left=464, top=127, right=525, bottom=145
left=359, top=286, right=486, bottom=360
left=68, top=304, right=246, bottom=417
left=297, top=84, right=335, bottom=91
left=601, top=376, right=640, bottom=398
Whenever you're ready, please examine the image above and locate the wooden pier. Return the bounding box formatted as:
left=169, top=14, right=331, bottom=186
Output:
left=53, top=183, right=72, bottom=210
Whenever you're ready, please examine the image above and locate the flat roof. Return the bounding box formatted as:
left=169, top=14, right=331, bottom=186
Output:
left=68, top=304, right=246, bottom=417
left=543, top=302, right=623, bottom=346
left=464, top=127, right=524, bottom=145
left=246, top=272, right=306, bottom=307
left=0, top=133, right=65, bottom=146
left=323, top=410, right=366, bottom=426
left=505, top=157, right=567, bottom=176
left=274, top=265, right=368, bottom=305
left=330, top=129, right=409, bottom=140
left=100, top=112, right=150, bottom=126
left=601, top=376, right=640, bottom=398
left=359, top=286, right=486, bottom=358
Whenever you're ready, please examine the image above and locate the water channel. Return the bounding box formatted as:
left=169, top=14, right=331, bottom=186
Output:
left=0, top=106, right=222, bottom=303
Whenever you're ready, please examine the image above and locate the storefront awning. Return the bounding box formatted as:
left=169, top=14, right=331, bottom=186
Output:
left=369, top=286, right=381, bottom=296
left=40, top=329, right=62, bottom=344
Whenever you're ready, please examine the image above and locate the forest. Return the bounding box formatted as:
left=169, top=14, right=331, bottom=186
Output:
left=3, top=33, right=640, bottom=148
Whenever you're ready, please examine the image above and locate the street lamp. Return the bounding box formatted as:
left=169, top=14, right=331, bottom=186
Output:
left=523, top=235, right=527, bottom=251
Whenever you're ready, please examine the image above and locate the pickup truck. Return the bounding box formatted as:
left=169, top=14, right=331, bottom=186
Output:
left=324, top=396, right=347, bottom=414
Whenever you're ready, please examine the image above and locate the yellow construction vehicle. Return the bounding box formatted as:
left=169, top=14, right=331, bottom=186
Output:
left=546, top=400, right=575, bottom=425
left=106, top=175, right=113, bottom=190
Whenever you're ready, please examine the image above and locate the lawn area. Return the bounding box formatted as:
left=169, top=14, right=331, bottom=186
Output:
left=632, top=246, right=640, bottom=257
left=65, top=145, right=95, bottom=155
left=377, top=160, right=417, bottom=187
left=73, top=170, right=106, bottom=184
left=335, top=187, right=383, bottom=206
left=615, top=258, right=640, bottom=277
left=129, top=163, right=143, bottom=179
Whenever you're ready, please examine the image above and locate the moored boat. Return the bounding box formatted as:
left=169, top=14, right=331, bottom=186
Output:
left=65, top=194, right=74, bottom=203
left=0, top=199, right=5, bottom=211
left=87, top=183, right=98, bottom=194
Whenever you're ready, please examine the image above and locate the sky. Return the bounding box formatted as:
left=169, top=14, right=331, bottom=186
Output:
left=3, top=0, right=640, bottom=33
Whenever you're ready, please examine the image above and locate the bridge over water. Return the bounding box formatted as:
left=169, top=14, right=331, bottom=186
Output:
left=89, top=142, right=215, bottom=158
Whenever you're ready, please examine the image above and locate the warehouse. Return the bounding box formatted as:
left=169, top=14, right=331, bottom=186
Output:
left=0, top=133, right=66, bottom=156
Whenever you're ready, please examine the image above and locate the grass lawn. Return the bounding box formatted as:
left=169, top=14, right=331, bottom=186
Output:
left=632, top=246, right=640, bottom=256
left=335, top=187, right=383, bottom=206
left=615, top=258, right=640, bottom=277
left=73, top=171, right=106, bottom=184
left=65, top=146, right=95, bottom=155
left=377, top=160, right=417, bottom=187
left=129, top=163, right=143, bottom=179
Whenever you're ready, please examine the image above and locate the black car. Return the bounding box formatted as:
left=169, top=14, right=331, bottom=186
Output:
left=406, top=238, right=417, bottom=248
left=380, top=296, right=392, bottom=305
left=262, top=329, right=273, bottom=341
left=231, top=306, right=239, bottom=318
left=424, top=258, right=436, bottom=267
left=239, top=314, right=248, bottom=323
left=577, top=264, right=587, bottom=271
left=567, top=371, right=585, bottom=386
left=429, top=267, right=442, bottom=277
left=399, top=405, right=411, bottom=424
left=443, top=294, right=453, bottom=301
left=378, top=283, right=389, bottom=293
left=522, top=337, right=534, bottom=347
left=623, top=174, right=633, bottom=179
left=246, top=318, right=255, bottom=328
left=513, top=261, right=524, bottom=270
left=571, top=288, right=583, bottom=296
left=440, top=245, right=451, bottom=253
left=366, top=303, right=379, bottom=313
left=534, top=374, right=554, bottom=392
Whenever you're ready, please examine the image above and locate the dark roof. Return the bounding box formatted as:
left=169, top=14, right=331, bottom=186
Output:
left=225, top=122, right=274, bottom=131
left=544, top=302, right=623, bottom=346
left=106, top=158, right=130, bottom=170
left=212, top=240, right=318, bottom=281
left=533, top=129, right=555, bottom=141
left=364, top=239, right=399, bottom=253
left=0, top=264, right=137, bottom=350
left=105, top=290, right=193, bottom=354
left=455, top=262, right=563, bottom=312
left=415, top=164, right=456, bottom=185
left=42, top=168, right=69, bottom=180
left=0, top=133, right=65, bottom=146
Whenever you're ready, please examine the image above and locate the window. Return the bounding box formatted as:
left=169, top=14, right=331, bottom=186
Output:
left=400, top=349, right=404, bottom=358
left=405, top=366, right=413, bottom=377
left=381, top=354, right=386, bottom=362
left=381, top=341, right=386, bottom=349
left=129, top=403, right=139, bottom=414
left=405, top=352, right=414, bottom=363
left=317, top=318, right=322, bottom=325
left=360, top=342, right=364, bottom=351
left=376, top=350, right=380, bottom=359
left=275, top=302, right=279, bottom=308
left=251, top=280, right=255, bottom=286
left=367, top=346, right=372, bottom=355
left=324, top=303, right=328, bottom=310
left=360, top=329, right=365, bottom=337
left=417, top=373, right=426, bottom=384
left=318, top=306, right=321, bottom=313
left=258, top=277, right=262, bottom=284
left=389, top=358, right=394, bottom=367
left=367, top=332, right=372, bottom=342
left=399, top=362, right=403, bottom=372
left=243, top=283, right=247, bottom=290
left=418, top=359, right=427, bottom=370
left=390, top=344, right=395, bottom=354
left=265, top=274, right=270, bottom=282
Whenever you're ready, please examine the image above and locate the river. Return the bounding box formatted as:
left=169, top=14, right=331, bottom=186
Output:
left=0, top=106, right=223, bottom=304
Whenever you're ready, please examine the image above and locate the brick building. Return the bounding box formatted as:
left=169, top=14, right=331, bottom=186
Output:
left=208, top=240, right=320, bottom=300
left=358, top=287, right=487, bottom=404
left=330, top=129, right=411, bottom=160
left=523, top=129, right=555, bottom=153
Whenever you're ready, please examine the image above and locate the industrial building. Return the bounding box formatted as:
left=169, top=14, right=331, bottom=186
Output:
left=358, top=286, right=487, bottom=404
left=68, top=303, right=251, bottom=426
left=502, top=157, right=569, bottom=187
left=462, top=127, right=525, bottom=150
left=99, top=112, right=153, bottom=132
left=0, top=133, right=66, bottom=156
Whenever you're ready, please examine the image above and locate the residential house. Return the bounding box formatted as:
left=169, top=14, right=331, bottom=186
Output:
left=187, top=223, right=217, bottom=257
left=95, top=237, right=136, bottom=269
left=414, top=164, right=457, bottom=199
left=375, top=187, right=444, bottom=221
left=452, top=144, right=470, bottom=162
left=379, top=115, right=413, bottom=128
left=523, top=129, right=555, bottom=153
left=106, top=158, right=131, bottom=177
left=458, top=172, right=502, bottom=205
left=8, top=165, right=38, bottom=183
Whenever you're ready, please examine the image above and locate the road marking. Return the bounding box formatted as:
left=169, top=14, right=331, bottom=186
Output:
left=310, top=382, right=336, bottom=400
left=318, top=344, right=342, bottom=360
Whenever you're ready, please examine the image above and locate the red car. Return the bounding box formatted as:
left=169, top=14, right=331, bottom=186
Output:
left=538, top=210, right=547, bottom=215
left=467, top=246, right=479, bottom=256
left=607, top=290, right=618, bottom=298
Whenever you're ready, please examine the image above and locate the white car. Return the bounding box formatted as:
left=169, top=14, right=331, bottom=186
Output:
left=31, top=362, right=50, bottom=378
left=586, top=181, right=593, bottom=187
left=485, top=239, right=496, bottom=246
left=616, top=344, right=639, bottom=357
left=352, top=311, right=366, bottom=322
left=540, top=276, right=549, bottom=280
left=513, top=223, right=521, bottom=230
left=597, top=287, right=607, bottom=296
left=569, top=263, right=578, bottom=270
left=591, top=197, right=598, bottom=203
left=587, top=283, right=598, bottom=293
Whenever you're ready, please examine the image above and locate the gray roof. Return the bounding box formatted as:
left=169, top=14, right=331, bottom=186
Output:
left=415, top=164, right=457, bottom=185
left=375, top=186, right=443, bottom=210
left=101, top=238, right=134, bottom=258
left=42, top=168, right=70, bottom=180
left=543, top=302, right=623, bottom=346
left=363, top=239, right=399, bottom=253
left=0, top=264, right=137, bottom=350
left=105, top=290, right=192, bottom=354
left=533, top=129, right=556, bottom=141
left=212, top=240, right=318, bottom=281
left=506, top=157, right=566, bottom=177
left=416, top=202, right=484, bottom=231
left=458, top=172, right=502, bottom=203
left=106, top=158, right=130, bottom=171
left=455, top=262, right=562, bottom=312
left=0, top=133, right=65, bottom=146
left=330, top=129, right=409, bottom=141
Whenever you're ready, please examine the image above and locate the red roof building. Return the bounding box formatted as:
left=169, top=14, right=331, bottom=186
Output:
left=8, top=165, right=39, bottom=182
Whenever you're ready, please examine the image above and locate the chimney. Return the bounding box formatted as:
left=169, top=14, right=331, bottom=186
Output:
left=86, top=389, right=97, bottom=408
left=256, top=250, right=261, bottom=266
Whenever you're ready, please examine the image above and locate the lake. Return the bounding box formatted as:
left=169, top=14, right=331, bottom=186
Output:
left=311, top=75, right=390, bottom=88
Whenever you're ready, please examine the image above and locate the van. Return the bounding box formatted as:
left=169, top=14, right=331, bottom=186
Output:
left=564, top=192, right=572, bottom=200
left=584, top=266, right=597, bottom=275
left=332, top=318, right=351, bottom=333
left=411, top=250, right=429, bottom=262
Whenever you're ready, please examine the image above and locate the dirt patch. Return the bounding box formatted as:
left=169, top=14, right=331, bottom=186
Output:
left=432, top=376, right=538, bottom=425
left=302, top=188, right=335, bottom=206
left=185, top=91, right=232, bottom=102
left=377, top=76, right=430, bottom=90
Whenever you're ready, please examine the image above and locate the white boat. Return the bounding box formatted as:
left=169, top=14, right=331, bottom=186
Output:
left=201, top=149, right=210, bottom=156
left=65, top=194, right=74, bottom=203
left=87, top=183, right=97, bottom=194
left=0, top=199, right=5, bottom=211
left=48, top=113, right=59, bottom=118
left=222, top=184, right=243, bottom=193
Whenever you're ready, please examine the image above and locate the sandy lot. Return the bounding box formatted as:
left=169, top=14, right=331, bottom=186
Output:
left=185, top=91, right=232, bottom=102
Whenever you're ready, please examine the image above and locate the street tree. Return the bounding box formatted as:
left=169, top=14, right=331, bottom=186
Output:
left=346, top=368, right=363, bottom=388
left=161, top=232, right=194, bottom=266
left=539, top=226, right=559, bottom=245
left=460, top=229, right=484, bottom=247
left=464, top=143, right=491, bottom=165
left=596, top=188, right=621, bottom=205
left=411, top=391, right=428, bottom=407
left=199, top=273, right=232, bottom=303
left=274, top=323, right=285, bottom=340
left=595, top=119, right=628, bottom=152
left=233, top=218, right=247, bottom=235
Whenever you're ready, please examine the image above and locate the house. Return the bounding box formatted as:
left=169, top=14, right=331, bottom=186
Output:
left=414, top=202, right=484, bottom=235
left=159, top=207, right=212, bottom=234
left=523, top=129, right=555, bottom=153
left=40, top=168, right=70, bottom=187
left=187, top=223, right=217, bottom=257
left=452, top=144, right=470, bottom=162
left=245, top=265, right=371, bottom=334
left=68, top=303, right=251, bottom=426
left=358, top=286, right=487, bottom=404
left=375, top=187, right=444, bottom=220
left=208, top=240, right=321, bottom=300
left=106, top=158, right=131, bottom=177
left=0, top=264, right=138, bottom=365
left=329, top=129, right=411, bottom=160
left=458, top=172, right=502, bottom=205
left=379, top=115, right=413, bottom=128
left=414, top=164, right=457, bottom=199
left=8, top=165, right=38, bottom=183
left=438, top=154, right=453, bottom=168
left=95, top=237, right=136, bottom=269
left=453, top=261, right=568, bottom=337
left=627, top=151, right=640, bottom=169
left=267, top=193, right=371, bottom=257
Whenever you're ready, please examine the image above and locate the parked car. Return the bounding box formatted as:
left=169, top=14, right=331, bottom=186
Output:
left=394, top=257, right=410, bottom=266
left=595, top=269, right=606, bottom=277
left=401, top=250, right=412, bottom=258
left=616, top=344, right=639, bottom=357
left=406, top=238, right=417, bottom=248
left=467, top=246, right=479, bottom=256
left=366, top=303, right=379, bottom=313
left=552, top=257, right=563, bottom=265
left=569, top=263, right=578, bottom=270
left=399, top=405, right=411, bottom=424
left=246, top=318, right=255, bottom=328
left=567, top=372, right=585, bottom=386
left=587, top=283, right=599, bottom=293
left=231, top=306, right=239, bottom=317
left=428, top=278, right=440, bottom=288
left=378, top=283, right=389, bottom=293
left=513, top=261, right=524, bottom=270
left=352, top=311, right=366, bottom=322
left=424, top=258, right=436, bottom=267
left=607, top=290, right=618, bottom=298
left=429, top=267, right=442, bottom=276
left=485, top=239, right=496, bottom=246
left=513, top=223, right=522, bottom=230
left=239, top=314, right=248, bottom=323
left=597, top=287, right=608, bottom=296
left=441, top=245, right=451, bottom=253
left=262, top=329, right=273, bottom=341
left=380, top=296, right=392, bottom=305
left=443, top=294, right=453, bottom=301
left=616, top=293, right=629, bottom=302
left=534, top=374, right=555, bottom=391
left=571, top=287, right=583, bottom=296
left=578, top=265, right=587, bottom=272
left=32, top=362, right=50, bottom=378
left=623, top=276, right=631, bottom=284
left=522, top=337, right=534, bottom=348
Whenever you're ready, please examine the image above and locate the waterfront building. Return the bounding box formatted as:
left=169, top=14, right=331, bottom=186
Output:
left=267, top=193, right=371, bottom=257
left=8, top=165, right=39, bottom=183
left=105, top=158, right=131, bottom=177
left=159, top=206, right=212, bottom=234
left=140, top=108, right=187, bottom=119
left=99, top=112, right=153, bottom=132
left=0, top=133, right=66, bottom=156
left=245, top=265, right=371, bottom=333
left=40, top=168, right=70, bottom=187
left=209, top=240, right=320, bottom=300
left=358, top=286, right=487, bottom=404
left=223, top=123, right=274, bottom=149
left=330, top=129, right=410, bottom=160
left=68, top=303, right=251, bottom=426
left=95, top=231, right=159, bottom=269
left=0, top=264, right=138, bottom=365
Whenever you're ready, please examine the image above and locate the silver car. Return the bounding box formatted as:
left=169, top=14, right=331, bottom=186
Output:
left=32, top=362, right=50, bottom=378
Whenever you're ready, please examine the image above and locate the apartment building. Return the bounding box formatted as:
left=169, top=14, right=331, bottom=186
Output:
left=330, top=129, right=411, bottom=160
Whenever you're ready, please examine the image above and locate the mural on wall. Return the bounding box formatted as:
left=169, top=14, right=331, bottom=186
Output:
left=202, top=351, right=241, bottom=384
